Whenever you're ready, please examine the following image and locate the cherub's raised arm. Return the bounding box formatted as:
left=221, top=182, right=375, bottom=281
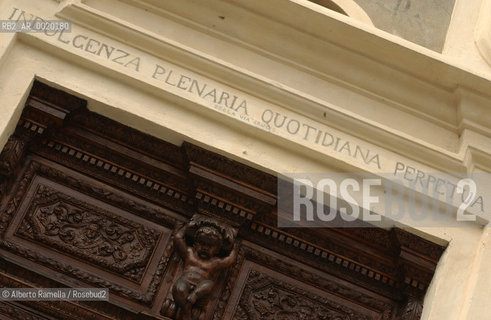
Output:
left=173, top=224, right=188, bottom=258
left=214, top=242, right=238, bottom=270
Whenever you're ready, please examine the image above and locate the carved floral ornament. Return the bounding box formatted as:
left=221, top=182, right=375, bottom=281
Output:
left=17, top=184, right=160, bottom=281
left=234, top=270, right=354, bottom=320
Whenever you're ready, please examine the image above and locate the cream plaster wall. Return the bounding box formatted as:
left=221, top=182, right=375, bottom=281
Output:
left=444, top=0, right=490, bottom=69
left=1, top=0, right=491, bottom=319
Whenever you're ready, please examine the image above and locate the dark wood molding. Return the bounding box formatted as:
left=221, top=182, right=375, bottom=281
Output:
left=0, top=81, right=446, bottom=319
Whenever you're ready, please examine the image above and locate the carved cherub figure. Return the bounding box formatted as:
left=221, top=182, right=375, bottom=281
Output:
left=172, top=215, right=238, bottom=320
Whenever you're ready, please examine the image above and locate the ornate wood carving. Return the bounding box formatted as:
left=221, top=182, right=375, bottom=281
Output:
left=0, top=159, right=174, bottom=306
left=394, top=283, right=426, bottom=320
left=17, top=184, right=160, bottom=282
left=249, top=244, right=395, bottom=317
left=0, top=81, right=446, bottom=320
left=162, top=214, right=238, bottom=320
left=0, top=135, right=27, bottom=177
left=212, top=246, right=246, bottom=320
left=234, top=270, right=360, bottom=320
left=0, top=302, right=49, bottom=320
left=0, top=135, right=30, bottom=206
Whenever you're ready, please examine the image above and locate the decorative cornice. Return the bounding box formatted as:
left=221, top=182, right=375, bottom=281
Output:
left=50, top=0, right=479, bottom=174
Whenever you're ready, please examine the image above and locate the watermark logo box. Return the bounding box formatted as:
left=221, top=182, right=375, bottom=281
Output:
left=278, top=171, right=489, bottom=228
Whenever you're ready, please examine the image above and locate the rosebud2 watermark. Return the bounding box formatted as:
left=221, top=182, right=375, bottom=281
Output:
left=292, top=178, right=382, bottom=222
left=278, top=171, right=489, bottom=228
left=0, top=288, right=108, bottom=301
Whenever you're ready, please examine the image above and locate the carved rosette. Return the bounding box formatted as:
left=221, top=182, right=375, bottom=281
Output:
left=399, top=295, right=424, bottom=320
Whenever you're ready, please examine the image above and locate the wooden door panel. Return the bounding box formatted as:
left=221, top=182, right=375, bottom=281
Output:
left=220, top=243, right=397, bottom=320
left=1, top=156, right=175, bottom=309
left=0, top=82, right=445, bottom=320
left=228, top=262, right=377, bottom=319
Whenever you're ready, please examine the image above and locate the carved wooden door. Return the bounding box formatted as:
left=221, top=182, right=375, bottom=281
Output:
left=0, top=82, right=444, bottom=320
